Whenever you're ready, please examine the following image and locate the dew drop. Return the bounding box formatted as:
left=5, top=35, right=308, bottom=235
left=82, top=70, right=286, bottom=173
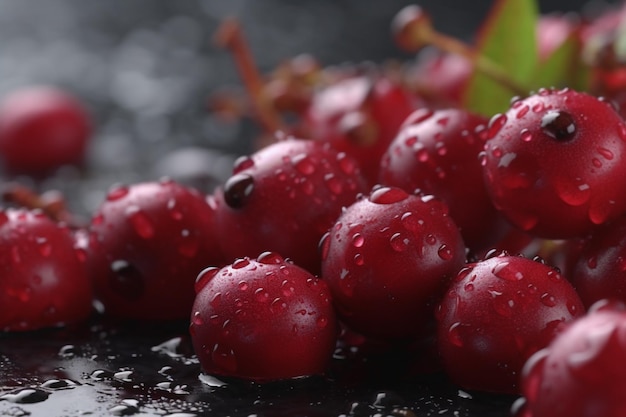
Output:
left=415, top=147, right=429, bottom=162
left=354, top=253, right=364, bottom=266
left=492, top=261, right=524, bottom=281
left=210, top=293, right=222, bottom=309
left=554, top=177, right=591, bottom=206
left=233, top=155, right=254, bottom=173
left=447, top=322, right=464, bottom=347
left=598, top=147, right=614, bottom=160
left=325, top=174, right=344, bottom=195
left=177, top=230, right=199, bottom=258
left=487, top=113, right=507, bottom=138
left=35, top=237, right=52, bottom=257
left=588, top=201, right=613, bottom=225
left=516, top=105, right=529, bottom=119
left=437, top=244, right=453, bottom=260
left=106, top=184, right=129, bottom=201
left=352, top=233, right=365, bottom=248
left=319, top=232, right=331, bottom=261
left=223, top=173, right=254, bottom=209
left=337, top=152, right=358, bottom=175
left=541, top=110, right=576, bottom=141
left=316, top=316, right=329, bottom=328
left=254, top=288, right=270, bottom=303
left=270, top=298, right=287, bottom=314
left=531, top=101, right=545, bottom=112
left=125, top=206, right=155, bottom=239
left=232, top=258, right=250, bottom=269
left=167, top=199, right=184, bottom=221
left=520, top=129, right=533, bottom=142
left=257, top=251, right=284, bottom=264
left=211, top=344, right=238, bottom=374
left=390, top=233, right=408, bottom=252
left=401, top=211, right=422, bottom=231
left=195, top=267, right=220, bottom=293
left=192, top=311, right=204, bottom=325
left=540, top=292, right=557, bottom=307
left=292, top=153, right=316, bottom=175
left=369, top=187, right=408, bottom=204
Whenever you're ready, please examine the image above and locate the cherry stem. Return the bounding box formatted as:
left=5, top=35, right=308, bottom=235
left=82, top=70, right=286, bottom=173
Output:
left=393, top=6, right=529, bottom=97
left=2, top=183, right=80, bottom=227
left=214, top=19, right=286, bottom=135
left=428, top=30, right=529, bottom=97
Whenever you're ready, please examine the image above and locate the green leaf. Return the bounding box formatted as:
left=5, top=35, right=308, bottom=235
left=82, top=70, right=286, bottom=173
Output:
left=532, top=33, right=589, bottom=91
left=463, top=0, right=539, bottom=116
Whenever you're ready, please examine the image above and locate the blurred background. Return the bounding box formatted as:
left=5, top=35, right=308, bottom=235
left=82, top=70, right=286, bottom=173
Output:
left=0, top=0, right=619, bottom=214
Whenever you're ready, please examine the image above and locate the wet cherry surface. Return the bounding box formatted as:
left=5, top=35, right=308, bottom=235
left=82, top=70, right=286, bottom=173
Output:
left=0, top=317, right=515, bottom=416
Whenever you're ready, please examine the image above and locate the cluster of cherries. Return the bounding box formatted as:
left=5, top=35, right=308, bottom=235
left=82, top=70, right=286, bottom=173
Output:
left=4, top=3, right=626, bottom=417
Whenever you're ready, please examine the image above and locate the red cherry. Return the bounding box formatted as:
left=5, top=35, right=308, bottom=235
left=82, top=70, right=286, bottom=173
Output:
left=406, top=49, right=472, bottom=108
left=320, top=186, right=466, bottom=342
left=481, top=88, right=626, bottom=239
left=302, top=75, right=418, bottom=185
left=213, top=137, right=368, bottom=274
left=379, top=108, right=507, bottom=251
left=571, top=215, right=626, bottom=308
left=0, top=86, right=91, bottom=176
left=437, top=253, right=585, bottom=393
left=0, top=208, right=92, bottom=331
left=190, top=252, right=337, bottom=381
left=88, top=178, right=224, bottom=320
left=515, top=300, right=626, bottom=417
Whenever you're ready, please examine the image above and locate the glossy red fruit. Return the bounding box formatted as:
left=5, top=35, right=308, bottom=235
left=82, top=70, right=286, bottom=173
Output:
left=379, top=108, right=506, bottom=251
left=571, top=215, right=626, bottom=308
left=481, top=88, right=626, bottom=239
left=320, top=186, right=466, bottom=342
left=213, top=137, right=367, bottom=274
left=407, top=49, right=472, bottom=108
left=0, top=86, right=91, bottom=176
left=437, top=253, right=585, bottom=394
left=190, top=252, right=337, bottom=381
left=88, top=179, right=224, bottom=320
left=514, top=300, right=626, bottom=417
left=302, top=75, right=418, bottom=185
left=0, top=208, right=92, bottom=331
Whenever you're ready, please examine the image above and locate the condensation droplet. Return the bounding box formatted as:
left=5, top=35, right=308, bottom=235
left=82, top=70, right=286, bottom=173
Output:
left=437, top=244, right=453, bottom=260
left=126, top=206, right=155, bottom=239
left=106, top=185, right=129, bottom=202
left=540, top=293, right=557, bottom=307
left=448, top=322, right=464, bottom=347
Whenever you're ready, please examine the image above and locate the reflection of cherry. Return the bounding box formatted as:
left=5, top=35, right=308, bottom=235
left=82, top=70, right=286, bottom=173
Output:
left=0, top=86, right=91, bottom=176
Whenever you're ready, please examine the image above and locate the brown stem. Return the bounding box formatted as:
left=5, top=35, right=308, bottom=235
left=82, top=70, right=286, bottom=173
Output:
left=392, top=5, right=529, bottom=97
left=214, top=18, right=286, bottom=135
left=2, top=183, right=81, bottom=227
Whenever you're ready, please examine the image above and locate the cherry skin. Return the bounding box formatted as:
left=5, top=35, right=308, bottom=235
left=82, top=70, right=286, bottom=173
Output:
left=0, top=86, right=91, bottom=177
left=0, top=208, right=93, bottom=331
left=88, top=178, right=224, bottom=320
left=481, top=88, right=626, bottom=239
left=320, top=186, right=466, bottom=342
left=379, top=107, right=507, bottom=252
left=571, top=215, right=626, bottom=308
left=436, top=253, right=584, bottom=394
left=190, top=252, right=338, bottom=381
left=515, top=300, right=626, bottom=417
left=213, top=136, right=368, bottom=274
